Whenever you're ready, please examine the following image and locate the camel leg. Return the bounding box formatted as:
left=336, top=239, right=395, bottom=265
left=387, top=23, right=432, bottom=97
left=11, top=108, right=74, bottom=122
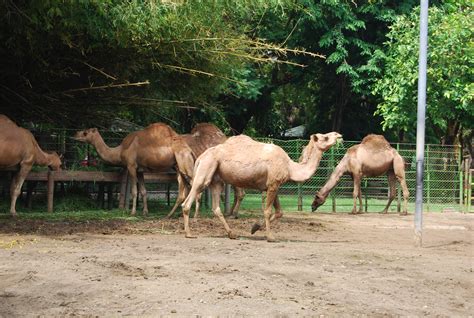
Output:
left=166, top=174, right=186, bottom=218
left=358, top=186, right=363, bottom=213
left=127, top=165, right=138, bottom=216
left=270, top=194, right=283, bottom=221
left=210, top=181, right=237, bottom=239
left=381, top=172, right=397, bottom=214
left=228, top=186, right=245, bottom=219
left=182, top=157, right=218, bottom=238
left=263, top=188, right=278, bottom=242
left=193, top=192, right=202, bottom=219
left=10, top=164, right=31, bottom=216
left=137, top=172, right=148, bottom=216
left=394, top=155, right=410, bottom=215
left=351, top=175, right=362, bottom=214
left=251, top=194, right=282, bottom=234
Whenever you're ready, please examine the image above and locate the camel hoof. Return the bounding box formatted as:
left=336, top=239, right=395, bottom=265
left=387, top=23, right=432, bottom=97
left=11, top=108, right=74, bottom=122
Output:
left=399, top=212, right=408, bottom=216
left=228, top=232, right=238, bottom=240
left=266, top=236, right=277, bottom=243
left=185, top=234, right=197, bottom=239
left=251, top=223, right=261, bottom=234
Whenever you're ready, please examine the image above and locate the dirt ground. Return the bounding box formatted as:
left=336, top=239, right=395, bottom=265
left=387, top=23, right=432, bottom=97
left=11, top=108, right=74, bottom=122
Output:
left=0, top=212, right=472, bottom=317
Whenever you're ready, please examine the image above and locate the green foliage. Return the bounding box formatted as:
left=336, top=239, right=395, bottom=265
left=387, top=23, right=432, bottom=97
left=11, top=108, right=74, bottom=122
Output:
left=371, top=3, right=473, bottom=138
left=0, top=0, right=301, bottom=127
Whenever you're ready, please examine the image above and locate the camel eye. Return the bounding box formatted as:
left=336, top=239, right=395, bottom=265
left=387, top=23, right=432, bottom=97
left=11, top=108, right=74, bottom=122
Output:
left=83, top=132, right=87, bottom=136
left=324, top=136, right=329, bottom=141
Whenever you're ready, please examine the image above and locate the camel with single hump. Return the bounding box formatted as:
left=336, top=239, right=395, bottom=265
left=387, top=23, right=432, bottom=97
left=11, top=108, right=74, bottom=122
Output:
left=182, top=132, right=342, bottom=242
left=166, top=123, right=245, bottom=218
left=74, top=123, right=194, bottom=215
left=311, top=134, right=409, bottom=215
left=0, top=115, right=62, bottom=216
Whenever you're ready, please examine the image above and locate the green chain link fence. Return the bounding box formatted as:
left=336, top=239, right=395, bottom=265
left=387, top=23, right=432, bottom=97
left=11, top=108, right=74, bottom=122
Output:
left=10, top=127, right=472, bottom=213
left=232, top=138, right=470, bottom=213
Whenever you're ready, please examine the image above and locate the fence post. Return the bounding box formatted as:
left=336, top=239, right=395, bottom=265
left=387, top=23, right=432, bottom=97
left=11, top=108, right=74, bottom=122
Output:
left=296, top=139, right=303, bottom=211
left=118, top=170, right=128, bottom=209
left=330, top=146, right=336, bottom=212
left=459, top=152, right=464, bottom=211
left=47, top=170, right=55, bottom=213
left=468, top=169, right=472, bottom=213
left=426, top=144, right=430, bottom=212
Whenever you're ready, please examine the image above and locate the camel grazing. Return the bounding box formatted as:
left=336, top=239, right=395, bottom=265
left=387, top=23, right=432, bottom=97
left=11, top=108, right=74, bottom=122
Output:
left=0, top=115, right=62, bottom=216
left=166, top=123, right=245, bottom=219
left=311, top=134, right=409, bottom=215
left=182, top=132, right=342, bottom=242
left=74, top=123, right=195, bottom=215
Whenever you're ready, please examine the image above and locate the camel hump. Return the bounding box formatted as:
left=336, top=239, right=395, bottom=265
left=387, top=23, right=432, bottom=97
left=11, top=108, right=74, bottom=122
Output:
left=0, top=114, right=17, bottom=126
left=145, top=122, right=179, bottom=137
left=225, top=135, right=254, bottom=145
left=191, top=123, right=224, bottom=135
left=191, top=123, right=227, bottom=146
left=361, top=134, right=392, bottom=151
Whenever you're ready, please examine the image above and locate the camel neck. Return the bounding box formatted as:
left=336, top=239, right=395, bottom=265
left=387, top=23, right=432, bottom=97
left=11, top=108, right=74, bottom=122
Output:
left=33, top=143, right=52, bottom=166
left=91, top=134, right=122, bottom=165
left=289, top=148, right=324, bottom=182
left=319, top=159, right=348, bottom=199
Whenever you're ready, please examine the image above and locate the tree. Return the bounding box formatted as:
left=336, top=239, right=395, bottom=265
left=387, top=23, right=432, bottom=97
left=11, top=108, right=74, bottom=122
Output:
left=0, top=0, right=313, bottom=129
left=371, top=3, right=473, bottom=145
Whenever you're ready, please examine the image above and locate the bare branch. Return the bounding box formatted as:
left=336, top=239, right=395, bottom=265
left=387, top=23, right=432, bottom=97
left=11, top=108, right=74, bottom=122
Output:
left=61, top=81, right=150, bottom=94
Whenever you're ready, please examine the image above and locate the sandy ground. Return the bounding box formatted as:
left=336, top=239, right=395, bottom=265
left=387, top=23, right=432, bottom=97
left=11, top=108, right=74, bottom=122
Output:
left=0, top=212, right=472, bottom=317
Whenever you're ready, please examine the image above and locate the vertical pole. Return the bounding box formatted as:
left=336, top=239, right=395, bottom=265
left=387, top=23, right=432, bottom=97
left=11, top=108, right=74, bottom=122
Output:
left=468, top=169, right=472, bottom=213
left=119, top=170, right=128, bottom=209
left=330, top=146, right=336, bottom=212
left=396, top=143, right=401, bottom=213
left=47, top=170, right=54, bottom=213
left=426, top=144, right=430, bottom=212
left=415, top=0, right=429, bottom=247
left=297, top=140, right=303, bottom=211
left=459, top=154, right=464, bottom=211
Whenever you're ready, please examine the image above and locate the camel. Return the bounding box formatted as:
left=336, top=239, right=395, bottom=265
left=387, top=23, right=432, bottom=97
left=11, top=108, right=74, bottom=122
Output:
left=0, top=115, right=62, bottom=216
left=166, top=123, right=245, bottom=219
left=74, top=123, right=195, bottom=215
left=311, top=134, right=409, bottom=215
left=182, top=132, right=342, bottom=242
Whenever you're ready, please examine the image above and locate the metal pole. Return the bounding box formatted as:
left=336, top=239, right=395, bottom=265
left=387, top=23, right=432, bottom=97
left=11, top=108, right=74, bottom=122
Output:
left=415, top=0, right=429, bottom=247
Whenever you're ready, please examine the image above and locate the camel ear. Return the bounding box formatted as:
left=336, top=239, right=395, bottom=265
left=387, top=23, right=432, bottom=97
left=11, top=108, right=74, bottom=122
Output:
left=91, top=128, right=98, bottom=133
left=311, top=134, right=318, bottom=142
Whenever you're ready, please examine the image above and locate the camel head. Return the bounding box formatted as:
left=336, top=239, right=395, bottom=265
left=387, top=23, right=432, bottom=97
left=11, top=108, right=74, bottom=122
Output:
left=299, top=132, right=342, bottom=163
left=74, top=128, right=99, bottom=143
left=309, top=132, right=343, bottom=152
left=48, top=152, right=62, bottom=171
left=311, top=192, right=326, bottom=212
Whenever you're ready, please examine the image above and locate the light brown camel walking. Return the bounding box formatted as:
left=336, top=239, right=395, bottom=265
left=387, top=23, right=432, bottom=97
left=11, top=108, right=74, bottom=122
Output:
left=166, top=123, right=245, bottom=219
left=311, top=134, right=409, bottom=215
left=74, top=123, right=194, bottom=215
left=0, top=115, right=62, bottom=216
left=182, top=132, right=342, bottom=242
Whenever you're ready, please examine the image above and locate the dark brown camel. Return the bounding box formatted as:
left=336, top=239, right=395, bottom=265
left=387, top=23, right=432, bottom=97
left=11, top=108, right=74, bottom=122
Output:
left=74, top=123, right=194, bottom=215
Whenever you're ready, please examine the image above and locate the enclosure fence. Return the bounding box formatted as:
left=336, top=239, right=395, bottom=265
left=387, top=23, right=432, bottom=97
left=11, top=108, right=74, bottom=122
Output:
left=15, top=128, right=474, bottom=213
